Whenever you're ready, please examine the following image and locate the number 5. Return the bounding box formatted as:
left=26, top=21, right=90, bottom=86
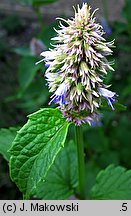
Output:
left=122, top=203, right=127, bottom=211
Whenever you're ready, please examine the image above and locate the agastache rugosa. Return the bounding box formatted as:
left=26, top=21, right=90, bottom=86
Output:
left=37, top=3, right=117, bottom=125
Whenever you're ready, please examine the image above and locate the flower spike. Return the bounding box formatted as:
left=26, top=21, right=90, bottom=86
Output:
left=38, top=3, right=118, bottom=125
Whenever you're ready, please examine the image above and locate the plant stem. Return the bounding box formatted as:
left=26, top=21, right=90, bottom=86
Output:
left=33, top=6, right=46, bottom=29
left=75, top=125, right=85, bottom=199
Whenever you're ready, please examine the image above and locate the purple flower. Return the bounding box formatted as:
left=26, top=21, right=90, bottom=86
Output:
left=84, top=112, right=102, bottom=127
left=45, top=62, right=51, bottom=68
left=49, top=82, right=69, bottom=105
left=36, top=51, right=55, bottom=65
left=45, top=72, right=57, bottom=85
left=89, top=116, right=102, bottom=127
left=98, top=87, right=117, bottom=110
left=101, top=18, right=112, bottom=35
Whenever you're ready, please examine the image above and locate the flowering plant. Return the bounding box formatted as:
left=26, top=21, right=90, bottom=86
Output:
left=37, top=4, right=117, bottom=126
left=2, top=3, right=129, bottom=200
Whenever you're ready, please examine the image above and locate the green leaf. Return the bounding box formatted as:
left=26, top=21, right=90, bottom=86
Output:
left=32, top=0, right=58, bottom=6
left=101, top=99, right=126, bottom=112
left=85, top=161, right=100, bottom=199
left=122, top=76, right=131, bottom=97
left=109, top=115, right=131, bottom=167
left=90, top=165, right=131, bottom=200
left=38, top=21, right=59, bottom=48
left=0, top=127, right=18, bottom=161
left=123, top=0, right=131, bottom=23
left=9, top=108, right=70, bottom=198
left=113, top=102, right=127, bottom=111
left=34, top=140, right=78, bottom=200
left=18, top=56, right=41, bottom=94
left=13, top=47, right=33, bottom=57
left=85, top=127, right=109, bottom=153
left=17, top=0, right=58, bottom=5
left=18, top=79, right=49, bottom=113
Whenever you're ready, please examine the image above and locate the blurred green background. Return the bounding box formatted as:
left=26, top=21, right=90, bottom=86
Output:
left=0, top=0, right=131, bottom=199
